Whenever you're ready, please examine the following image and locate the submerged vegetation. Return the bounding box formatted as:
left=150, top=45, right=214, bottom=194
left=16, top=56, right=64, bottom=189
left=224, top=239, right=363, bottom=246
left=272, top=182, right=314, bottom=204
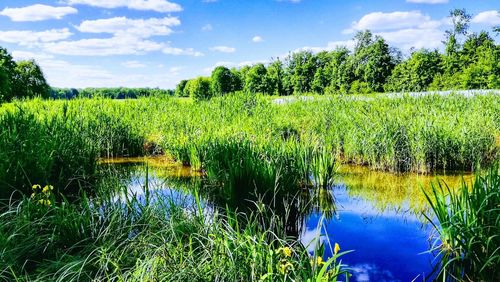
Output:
left=424, top=166, right=500, bottom=281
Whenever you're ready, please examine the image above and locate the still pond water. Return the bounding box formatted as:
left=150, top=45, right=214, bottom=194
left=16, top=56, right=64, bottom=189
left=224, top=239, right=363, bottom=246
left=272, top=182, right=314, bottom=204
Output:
left=101, top=157, right=472, bottom=282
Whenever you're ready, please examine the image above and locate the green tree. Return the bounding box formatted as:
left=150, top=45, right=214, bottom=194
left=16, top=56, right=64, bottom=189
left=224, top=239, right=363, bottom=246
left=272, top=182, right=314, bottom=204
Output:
left=210, top=66, right=233, bottom=96
left=311, top=51, right=333, bottom=94
left=186, top=77, right=212, bottom=101
left=245, top=64, right=271, bottom=94
left=12, top=60, right=50, bottom=99
left=385, top=49, right=442, bottom=92
left=0, top=47, right=17, bottom=102
left=175, top=80, right=188, bottom=97
left=230, top=68, right=244, bottom=92
left=267, top=58, right=285, bottom=95
left=285, top=51, right=318, bottom=94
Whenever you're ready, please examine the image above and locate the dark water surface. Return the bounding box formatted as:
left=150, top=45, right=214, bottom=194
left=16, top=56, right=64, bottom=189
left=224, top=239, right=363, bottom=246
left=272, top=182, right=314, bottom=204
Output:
left=102, top=157, right=472, bottom=282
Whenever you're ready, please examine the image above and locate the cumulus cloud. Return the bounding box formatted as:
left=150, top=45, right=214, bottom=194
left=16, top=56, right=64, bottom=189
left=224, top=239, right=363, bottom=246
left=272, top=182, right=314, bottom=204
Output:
left=163, top=46, right=204, bottom=56
left=42, top=34, right=166, bottom=56
left=472, top=10, right=500, bottom=25
left=0, top=4, right=77, bottom=22
left=0, top=28, right=73, bottom=46
left=66, top=0, right=182, bottom=13
left=344, top=11, right=442, bottom=33
left=343, top=10, right=450, bottom=50
left=76, top=16, right=181, bottom=38
left=252, top=36, right=264, bottom=43
left=295, top=40, right=355, bottom=53
left=209, top=46, right=236, bottom=53
left=375, top=28, right=444, bottom=49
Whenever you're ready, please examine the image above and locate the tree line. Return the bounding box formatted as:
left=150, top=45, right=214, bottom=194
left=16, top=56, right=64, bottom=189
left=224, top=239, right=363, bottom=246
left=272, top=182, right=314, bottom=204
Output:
left=0, top=47, right=50, bottom=103
left=176, top=9, right=499, bottom=100
left=51, top=87, right=173, bottom=99
left=0, top=45, right=172, bottom=102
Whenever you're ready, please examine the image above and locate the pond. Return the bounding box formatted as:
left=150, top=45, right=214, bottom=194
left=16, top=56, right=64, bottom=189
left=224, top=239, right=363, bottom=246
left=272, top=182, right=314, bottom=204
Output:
left=101, top=157, right=473, bottom=282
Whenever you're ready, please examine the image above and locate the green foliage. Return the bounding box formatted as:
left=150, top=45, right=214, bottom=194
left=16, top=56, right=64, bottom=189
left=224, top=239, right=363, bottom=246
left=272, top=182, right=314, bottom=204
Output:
left=245, top=64, right=271, bottom=94
left=0, top=181, right=350, bottom=281
left=211, top=66, right=234, bottom=96
left=385, top=49, right=442, bottom=92
left=0, top=47, right=17, bottom=102
left=174, top=9, right=498, bottom=96
left=13, top=60, right=50, bottom=99
left=186, top=76, right=212, bottom=100
left=423, top=166, right=500, bottom=281
left=175, top=79, right=188, bottom=97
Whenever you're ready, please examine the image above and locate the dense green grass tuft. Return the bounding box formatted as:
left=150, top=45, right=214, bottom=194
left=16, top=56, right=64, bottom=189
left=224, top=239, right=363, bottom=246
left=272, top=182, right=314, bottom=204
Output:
left=424, top=166, right=500, bottom=281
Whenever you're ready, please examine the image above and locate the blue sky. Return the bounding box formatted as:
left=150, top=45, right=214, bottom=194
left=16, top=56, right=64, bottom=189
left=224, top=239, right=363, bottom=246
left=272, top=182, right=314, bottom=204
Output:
left=0, top=0, right=498, bottom=89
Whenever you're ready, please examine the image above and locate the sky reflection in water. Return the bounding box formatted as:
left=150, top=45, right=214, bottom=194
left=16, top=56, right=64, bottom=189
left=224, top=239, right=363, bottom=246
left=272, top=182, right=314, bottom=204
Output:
left=106, top=159, right=471, bottom=282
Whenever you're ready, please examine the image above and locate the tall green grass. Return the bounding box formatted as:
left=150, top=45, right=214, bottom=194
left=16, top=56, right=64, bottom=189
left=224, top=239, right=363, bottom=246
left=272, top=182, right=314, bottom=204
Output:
left=0, top=176, right=350, bottom=281
left=0, top=100, right=144, bottom=198
left=0, top=92, right=497, bottom=199
left=423, top=166, right=500, bottom=281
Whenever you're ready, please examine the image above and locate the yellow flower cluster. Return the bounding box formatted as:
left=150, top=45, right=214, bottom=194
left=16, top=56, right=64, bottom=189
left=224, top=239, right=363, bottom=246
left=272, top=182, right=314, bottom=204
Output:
left=31, top=184, right=54, bottom=207
left=275, top=246, right=294, bottom=275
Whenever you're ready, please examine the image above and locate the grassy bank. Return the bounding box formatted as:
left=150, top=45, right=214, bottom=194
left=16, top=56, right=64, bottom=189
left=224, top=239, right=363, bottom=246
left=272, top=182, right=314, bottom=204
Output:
left=0, top=92, right=498, bottom=198
left=0, top=178, right=350, bottom=281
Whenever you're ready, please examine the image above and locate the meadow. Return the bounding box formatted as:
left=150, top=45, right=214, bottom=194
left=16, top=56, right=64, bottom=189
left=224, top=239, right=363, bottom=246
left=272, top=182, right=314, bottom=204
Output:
left=0, top=91, right=499, bottom=281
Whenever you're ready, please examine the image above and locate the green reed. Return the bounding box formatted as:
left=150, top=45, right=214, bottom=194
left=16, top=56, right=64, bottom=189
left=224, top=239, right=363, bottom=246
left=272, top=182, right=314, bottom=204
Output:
left=423, top=166, right=500, bottom=281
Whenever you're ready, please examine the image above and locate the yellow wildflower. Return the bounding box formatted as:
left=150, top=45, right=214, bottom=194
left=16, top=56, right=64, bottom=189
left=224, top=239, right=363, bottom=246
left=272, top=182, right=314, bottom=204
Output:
left=283, top=247, right=292, bottom=257
left=334, top=243, right=340, bottom=255
left=275, top=246, right=292, bottom=258
left=32, top=184, right=41, bottom=190
left=42, top=186, right=50, bottom=194
left=279, top=261, right=293, bottom=274
left=317, top=256, right=325, bottom=266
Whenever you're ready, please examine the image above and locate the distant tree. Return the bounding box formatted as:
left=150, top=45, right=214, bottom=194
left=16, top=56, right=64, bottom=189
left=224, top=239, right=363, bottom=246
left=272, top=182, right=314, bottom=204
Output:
left=12, top=60, right=50, bottom=99
left=175, top=80, right=189, bottom=97
left=186, top=77, right=212, bottom=101
left=351, top=31, right=395, bottom=92
left=311, top=51, right=333, bottom=94
left=385, top=49, right=442, bottom=92
left=0, top=47, right=17, bottom=102
left=230, top=68, right=244, bottom=92
left=245, top=64, right=271, bottom=94
left=325, top=47, right=352, bottom=94
left=267, top=58, right=285, bottom=95
left=442, top=9, right=472, bottom=75
left=285, top=51, right=317, bottom=94
left=210, top=66, right=233, bottom=96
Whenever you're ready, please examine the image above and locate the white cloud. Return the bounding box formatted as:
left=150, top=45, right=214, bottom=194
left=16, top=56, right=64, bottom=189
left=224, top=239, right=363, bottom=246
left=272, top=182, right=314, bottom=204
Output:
left=252, top=36, right=264, bottom=43
left=122, top=60, right=146, bottom=68
left=0, top=28, right=73, bottom=46
left=163, top=46, right=204, bottom=56
left=77, top=16, right=181, bottom=38
left=42, top=34, right=164, bottom=56
left=345, top=11, right=442, bottom=33
left=209, top=46, right=236, bottom=53
left=375, top=28, right=444, bottom=49
left=472, top=10, right=500, bottom=25
left=295, top=40, right=355, bottom=53
left=0, top=4, right=77, bottom=22
left=66, top=0, right=182, bottom=13
left=11, top=51, right=55, bottom=61
left=201, top=24, right=213, bottom=31
left=406, top=0, right=448, bottom=3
